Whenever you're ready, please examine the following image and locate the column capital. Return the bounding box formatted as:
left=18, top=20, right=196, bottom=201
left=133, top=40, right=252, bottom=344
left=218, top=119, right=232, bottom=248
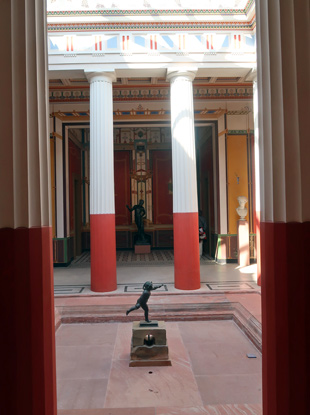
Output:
left=166, top=68, right=197, bottom=83
left=85, top=70, right=116, bottom=84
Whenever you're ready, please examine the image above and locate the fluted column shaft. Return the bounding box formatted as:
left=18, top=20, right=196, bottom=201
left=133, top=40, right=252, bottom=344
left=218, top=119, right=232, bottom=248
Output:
left=86, top=71, right=117, bottom=292
left=253, top=81, right=261, bottom=286
left=168, top=70, right=200, bottom=290
left=256, top=0, right=310, bottom=414
left=0, top=1, right=56, bottom=414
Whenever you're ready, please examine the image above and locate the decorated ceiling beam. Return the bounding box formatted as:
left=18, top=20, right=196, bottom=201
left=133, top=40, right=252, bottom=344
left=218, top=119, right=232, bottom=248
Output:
left=48, top=19, right=256, bottom=32
left=49, top=83, right=253, bottom=102
left=51, top=107, right=227, bottom=121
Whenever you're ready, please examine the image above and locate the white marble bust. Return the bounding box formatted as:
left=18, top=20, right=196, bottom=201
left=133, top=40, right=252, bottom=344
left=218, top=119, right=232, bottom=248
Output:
left=236, top=196, right=248, bottom=220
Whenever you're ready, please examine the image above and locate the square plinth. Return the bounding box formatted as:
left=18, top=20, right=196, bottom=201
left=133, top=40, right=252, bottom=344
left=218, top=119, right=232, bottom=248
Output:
left=131, top=345, right=170, bottom=361
left=130, top=321, right=171, bottom=367
left=139, top=320, right=158, bottom=327
left=132, top=320, right=167, bottom=347
left=134, top=244, right=151, bottom=254
left=129, top=358, right=172, bottom=367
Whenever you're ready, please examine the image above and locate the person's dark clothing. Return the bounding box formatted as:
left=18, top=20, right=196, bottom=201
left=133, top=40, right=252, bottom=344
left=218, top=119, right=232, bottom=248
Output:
left=199, top=215, right=207, bottom=232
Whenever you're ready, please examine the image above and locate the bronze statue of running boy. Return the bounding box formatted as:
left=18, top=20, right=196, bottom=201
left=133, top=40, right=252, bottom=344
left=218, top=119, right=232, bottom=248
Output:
left=126, top=281, right=163, bottom=322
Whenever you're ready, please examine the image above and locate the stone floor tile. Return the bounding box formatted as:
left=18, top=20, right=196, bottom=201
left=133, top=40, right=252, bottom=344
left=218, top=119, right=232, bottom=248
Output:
left=56, top=346, right=113, bottom=379
left=178, top=321, right=243, bottom=344
left=156, top=406, right=211, bottom=414
left=56, top=323, right=118, bottom=346
left=58, top=408, right=155, bottom=415
left=157, top=404, right=262, bottom=415
left=196, top=374, right=262, bottom=405
left=165, top=322, right=193, bottom=364
left=177, top=320, right=261, bottom=376
left=57, top=379, right=108, bottom=409
left=185, top=339, right=261, bottom=376
left=104, top=359, right=203, bottom=408
left=202, top=403, right=262, bottom=414
left=58, top=411, right=106, bottom=415
left=102, top=408, right=155, bottom=414
left=220, top=404, right=262, bottom=414
left=57, top=405, right=261, bottom=415
left=113, top=323, right=132, bottom=360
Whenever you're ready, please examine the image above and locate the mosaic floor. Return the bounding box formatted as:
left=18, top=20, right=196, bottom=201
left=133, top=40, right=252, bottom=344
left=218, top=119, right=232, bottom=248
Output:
left=71, top=250, right=215, bottom=267
left=54, top=255, right=259, bottom=296
left=54, top=281, right=256, bottom=296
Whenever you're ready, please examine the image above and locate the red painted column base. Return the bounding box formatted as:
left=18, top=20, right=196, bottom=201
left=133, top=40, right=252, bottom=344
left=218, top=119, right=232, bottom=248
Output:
left=0, top=226, right=57, bottom=415
left=90, top=214, right=117, bottom=292
left=261, top=221, right=310, bottom=415
left=173, top=212, right=200, bottom=290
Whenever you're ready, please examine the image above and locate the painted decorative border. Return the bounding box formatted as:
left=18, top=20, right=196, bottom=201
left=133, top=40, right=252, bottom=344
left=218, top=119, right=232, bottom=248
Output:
left=51, top=108, right=227, bottom=121
left=227, top=108, right=252, bottom=115
left=194, top=87, right=253, bottom=99
left=47, top=1, right=254, bottom=17
left=47, top=9, right=244, bottom=17
left=244, top=0, right=255, bottom=14
left=227, top=130, right=254, bottom=134
left=47, top=19, right=256, bottom=32
left=49, top=86, right=253, bottom=102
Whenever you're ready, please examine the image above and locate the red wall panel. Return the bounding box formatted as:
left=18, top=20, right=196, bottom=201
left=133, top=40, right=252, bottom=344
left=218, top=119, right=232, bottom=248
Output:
left=114, top=151, right=131, bottom=225
left=69, top=140, right=81, bottom=233
left=200, top=137, right=214, bottom=231
left=152, top=150, right=173, bottom=224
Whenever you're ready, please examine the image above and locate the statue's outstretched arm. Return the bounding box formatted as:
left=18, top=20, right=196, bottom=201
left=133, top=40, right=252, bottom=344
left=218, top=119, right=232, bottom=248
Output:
left=151, top=284, right=163, bottom=290
left=126, top=204, right=133, bottom=212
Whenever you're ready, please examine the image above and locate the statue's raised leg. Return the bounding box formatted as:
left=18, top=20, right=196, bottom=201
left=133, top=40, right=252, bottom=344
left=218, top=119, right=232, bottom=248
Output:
left=126, top=303, right=140, bottom=315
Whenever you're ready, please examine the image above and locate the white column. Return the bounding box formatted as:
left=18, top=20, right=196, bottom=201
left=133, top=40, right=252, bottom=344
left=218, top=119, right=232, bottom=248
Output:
left=0, top=0, right=56, bottom=413
left=85, top=71, right=117, bottom=292
left=167, top=69, right=200, bottom=290
left=87, top=72, right=116, bottom=216
left=168, top=70, right=198, bottom=214
left=65, top=126, right=70, bottom=237
left=55, top=117, right=64, bottom=238
left=253, top=80, right=261, bottom=284
left=218, top=115, right=228, bottom=235
left=256, top=0, right=310, bottom=414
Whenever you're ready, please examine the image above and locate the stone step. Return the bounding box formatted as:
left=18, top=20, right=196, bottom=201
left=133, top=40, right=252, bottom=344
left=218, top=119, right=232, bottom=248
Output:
left=58, top=403, right=262, bottom=414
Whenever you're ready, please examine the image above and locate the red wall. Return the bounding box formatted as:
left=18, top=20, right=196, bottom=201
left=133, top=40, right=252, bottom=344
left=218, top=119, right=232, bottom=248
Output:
left=200, top=137, right=215, bottom=232
left=152, top=150, right=173, bottom=224
left=69, top=139, right=81, bottom=233
left=114, top=151, right=131, bottom=225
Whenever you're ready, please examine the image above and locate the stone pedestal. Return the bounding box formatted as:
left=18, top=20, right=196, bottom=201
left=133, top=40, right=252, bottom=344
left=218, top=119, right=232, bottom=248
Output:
left=237, top=220, right=250, bottom=267
left=134, top=244, right=151, bottom=254
left=129, top=321, right=172, bottom=367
